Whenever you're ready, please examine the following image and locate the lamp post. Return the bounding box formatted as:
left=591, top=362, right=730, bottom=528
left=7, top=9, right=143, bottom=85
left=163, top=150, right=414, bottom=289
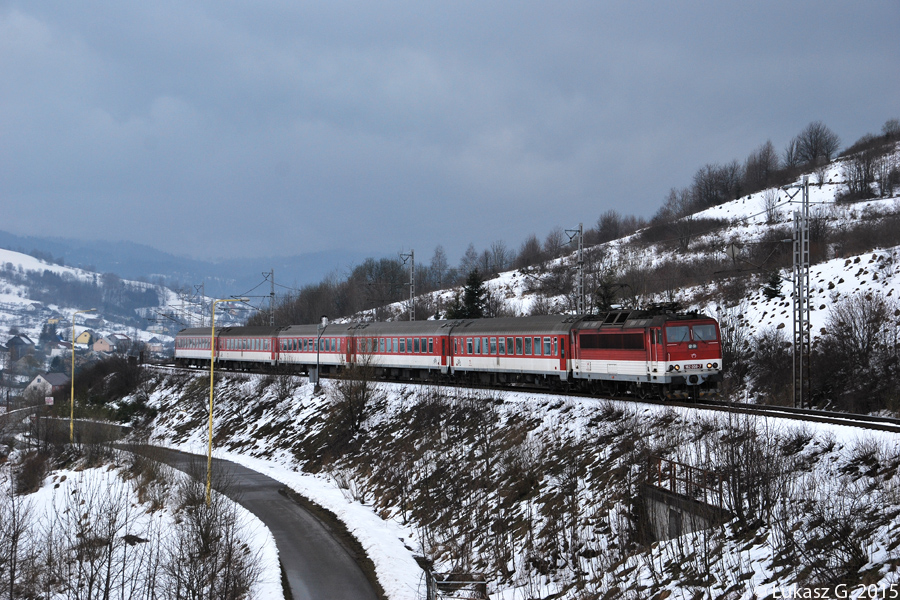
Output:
left=70, top=308, right=96, bottom=443
left=206, top=298, right=247, bottom=505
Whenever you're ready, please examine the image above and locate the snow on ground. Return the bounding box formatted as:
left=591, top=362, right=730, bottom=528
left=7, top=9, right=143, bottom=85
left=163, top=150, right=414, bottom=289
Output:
left=144, top=369, right=900, bottom=599
left=2, top=461, right=283, bottom=599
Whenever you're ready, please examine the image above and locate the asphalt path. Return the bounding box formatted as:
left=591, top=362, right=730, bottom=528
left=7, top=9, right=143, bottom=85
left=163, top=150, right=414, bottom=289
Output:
left=123, top=445, right=380, bottom=600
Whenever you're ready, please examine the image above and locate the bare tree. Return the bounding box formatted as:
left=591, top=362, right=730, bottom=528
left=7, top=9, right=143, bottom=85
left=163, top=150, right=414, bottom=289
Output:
left=458, top=243, right=479, bottom=276
left=783, top=137, right=802, bottom=170
left=162, top=470, right=261, bottom=600
left=794, top=120, right=841, bottom=166
left=328, top=337, right=384, bottom=438
left=515, top=234, right=544, bottom=269
left=489, top=240, right=512, bottom=274
left=596, top=210, right=623, bottom=243
left=543, top=227, right=566, bottom=259
left=743, top=140, right=780, bottom=193
left=429, top=245, right=449, bottom=289
left=0, top=482, right=35, bottom=600
left=762, top=188, right=780, bottom=224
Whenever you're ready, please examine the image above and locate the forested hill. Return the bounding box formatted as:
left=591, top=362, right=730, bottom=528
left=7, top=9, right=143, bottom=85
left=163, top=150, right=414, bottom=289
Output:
left=251, top=118, right=900, bottom=327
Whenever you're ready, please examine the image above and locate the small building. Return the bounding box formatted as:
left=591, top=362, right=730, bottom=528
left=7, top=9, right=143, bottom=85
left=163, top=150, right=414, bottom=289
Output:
left=6, top=334, right=36, bottom=362
left=74, top=330, right=95, bottom=347
left=26, top=372, right=70, bottom=398
left=93, top=336, right=117, bottom=353
left=147, top=337, right=164, bottom=354
left=49, top=341, right=71, bottom=358
left=93, top=333, right=131, bottom=353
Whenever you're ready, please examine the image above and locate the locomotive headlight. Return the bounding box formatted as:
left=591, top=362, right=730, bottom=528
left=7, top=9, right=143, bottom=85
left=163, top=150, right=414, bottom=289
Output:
left=674, top=364, right=680, bottom=371
left=707, top=363, right=712, bottom=369
left=713, top=362, right=719, bottom=369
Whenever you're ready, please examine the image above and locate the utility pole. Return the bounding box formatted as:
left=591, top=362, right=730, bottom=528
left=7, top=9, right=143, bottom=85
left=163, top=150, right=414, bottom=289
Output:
left=266, top=269, right=275, bottom=326
left=400, top=249, right=415, bottom=321
left=194, top=283, right=206, bottom=327
left=784, top=177, right=811, bottom=409
left=565, top=223, right=585, bottom=314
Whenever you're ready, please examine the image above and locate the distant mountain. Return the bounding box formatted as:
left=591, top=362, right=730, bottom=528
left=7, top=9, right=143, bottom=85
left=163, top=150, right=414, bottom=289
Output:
left=0, top=231, right=369, bottom=298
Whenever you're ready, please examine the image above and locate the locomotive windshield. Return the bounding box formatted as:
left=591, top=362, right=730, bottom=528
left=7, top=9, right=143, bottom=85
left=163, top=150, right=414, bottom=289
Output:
left=665, top=325, right=690, bottom=343
left=692, top=324, right=717, bottom=341
left=666, top=323, right=717, bottom=343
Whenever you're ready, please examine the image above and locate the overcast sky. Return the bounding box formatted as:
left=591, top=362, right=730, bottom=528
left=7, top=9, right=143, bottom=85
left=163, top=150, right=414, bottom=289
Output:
left=2, top=1, right=898, bottom=266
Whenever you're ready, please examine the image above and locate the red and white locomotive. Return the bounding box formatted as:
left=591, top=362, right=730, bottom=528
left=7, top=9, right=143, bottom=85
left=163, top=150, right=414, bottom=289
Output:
left=175, top=306, right=722, bottom=399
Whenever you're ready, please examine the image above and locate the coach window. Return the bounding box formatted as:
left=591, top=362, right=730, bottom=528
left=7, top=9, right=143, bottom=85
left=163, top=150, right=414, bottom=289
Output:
left=533, top=337, right=542, bottom=356
left=421, top=338, right=427, bottom=353
left=399, top=338, right=406, bottom=353
left=515, top=337, right=523, bottom=355
left=413, top=338, right=420, bottom=353
left=482, top=337, right=489, bottom=354
left=506, top=337, right=514, bottom=355
left=428, top=338, right=434, bottom=353
left=490, top=337, right=497, bottom=354
left=553, top=338, right=558, bottom=356
left=498, top=337, right=506, bottom=355
left=474, top=337, right=480, bottom=354
left=543, top=337, right=551, bottom=355
left=466, top=338, right=473, bottom=354
left=524, top=337, right=532, bottom=355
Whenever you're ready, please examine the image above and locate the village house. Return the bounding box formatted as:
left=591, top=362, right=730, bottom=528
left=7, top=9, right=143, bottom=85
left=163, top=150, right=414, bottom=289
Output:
left=6, top=334, right=36, bottom=362
left=25, top=372, right=70, bottom=398
left=74, top=330, right=95, bottom=347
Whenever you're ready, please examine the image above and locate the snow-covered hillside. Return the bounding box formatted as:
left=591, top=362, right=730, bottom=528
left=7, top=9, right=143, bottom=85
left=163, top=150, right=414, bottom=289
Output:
left=140, top=367, right=900, bottom=599
left=0, top=247, right=236, bottom=347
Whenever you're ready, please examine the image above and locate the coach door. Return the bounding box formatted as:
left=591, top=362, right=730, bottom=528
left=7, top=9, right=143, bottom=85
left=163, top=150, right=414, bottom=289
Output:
left=649, top=328, right=663, bottom=378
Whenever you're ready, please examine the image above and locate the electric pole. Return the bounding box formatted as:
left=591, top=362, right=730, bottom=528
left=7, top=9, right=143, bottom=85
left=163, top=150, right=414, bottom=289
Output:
left=265, top=269, right=275, bottom=326
left=784, top=177, right=811, bottom=409
left=400, top=250, right=415, bottom=321
left=566, top=223, right=585, bottom=314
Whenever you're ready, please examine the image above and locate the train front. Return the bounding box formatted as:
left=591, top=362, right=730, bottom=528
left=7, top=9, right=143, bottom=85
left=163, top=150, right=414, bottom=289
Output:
left=659, top=317, right=722, bottom=399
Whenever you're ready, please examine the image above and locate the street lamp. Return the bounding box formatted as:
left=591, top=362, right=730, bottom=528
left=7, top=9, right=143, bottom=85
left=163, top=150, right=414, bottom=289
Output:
left=313, top=315, right=328, bottom=393
left=206, top=298, right=247, bottom=505
left=70, top=308, right=96, bottom=442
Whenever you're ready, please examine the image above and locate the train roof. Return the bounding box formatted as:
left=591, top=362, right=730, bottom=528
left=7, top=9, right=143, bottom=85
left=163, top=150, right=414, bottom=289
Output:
left=280, top=320, right=449, bottom=337
left=177, top=309, right=716, bottom=340
left=176, top=326, right=281, bottom=337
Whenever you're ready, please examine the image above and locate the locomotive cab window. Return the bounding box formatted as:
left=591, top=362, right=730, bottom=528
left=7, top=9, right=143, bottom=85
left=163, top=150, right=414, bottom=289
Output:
left=692, top=324, right=717, bottom=341
left=666, top=326, right=690, bottom=343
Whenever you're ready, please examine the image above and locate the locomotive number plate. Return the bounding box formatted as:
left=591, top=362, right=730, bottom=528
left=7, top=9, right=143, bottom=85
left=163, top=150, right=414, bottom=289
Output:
left=685, top=363, right=701, bottom=370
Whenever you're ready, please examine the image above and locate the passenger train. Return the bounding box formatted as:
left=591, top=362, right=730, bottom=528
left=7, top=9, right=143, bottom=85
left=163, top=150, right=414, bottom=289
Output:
left=174, top=307, right=722, bottom=399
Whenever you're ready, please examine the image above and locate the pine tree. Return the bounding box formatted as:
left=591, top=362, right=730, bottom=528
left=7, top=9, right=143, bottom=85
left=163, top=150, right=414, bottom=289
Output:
left=762, top=270, right=783, bottom=300
left=446, top=270, right=486, bottom=319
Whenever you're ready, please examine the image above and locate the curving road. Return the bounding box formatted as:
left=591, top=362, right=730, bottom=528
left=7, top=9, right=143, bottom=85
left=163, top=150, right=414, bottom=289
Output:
left=124, top=445, right=380, bottom=600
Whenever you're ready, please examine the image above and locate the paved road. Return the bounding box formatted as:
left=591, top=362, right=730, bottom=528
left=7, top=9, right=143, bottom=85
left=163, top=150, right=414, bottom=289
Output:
left=124, top=445, right=380, bottom=600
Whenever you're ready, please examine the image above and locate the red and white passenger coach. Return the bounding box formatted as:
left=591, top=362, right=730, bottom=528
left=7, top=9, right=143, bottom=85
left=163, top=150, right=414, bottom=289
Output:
left=175, top=306, right=722, bottom=399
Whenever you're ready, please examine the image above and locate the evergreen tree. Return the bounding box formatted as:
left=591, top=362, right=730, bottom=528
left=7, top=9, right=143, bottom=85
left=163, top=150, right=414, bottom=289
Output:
left=39, top=322, right=58, bottom=346
left=762, top=270, right=783, bottom=300
left=446, top=270, right=486, bottom=319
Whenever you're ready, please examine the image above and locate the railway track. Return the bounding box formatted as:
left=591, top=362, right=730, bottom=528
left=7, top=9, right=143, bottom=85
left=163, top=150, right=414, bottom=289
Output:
left=148, top=362, right=900, bottom=434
